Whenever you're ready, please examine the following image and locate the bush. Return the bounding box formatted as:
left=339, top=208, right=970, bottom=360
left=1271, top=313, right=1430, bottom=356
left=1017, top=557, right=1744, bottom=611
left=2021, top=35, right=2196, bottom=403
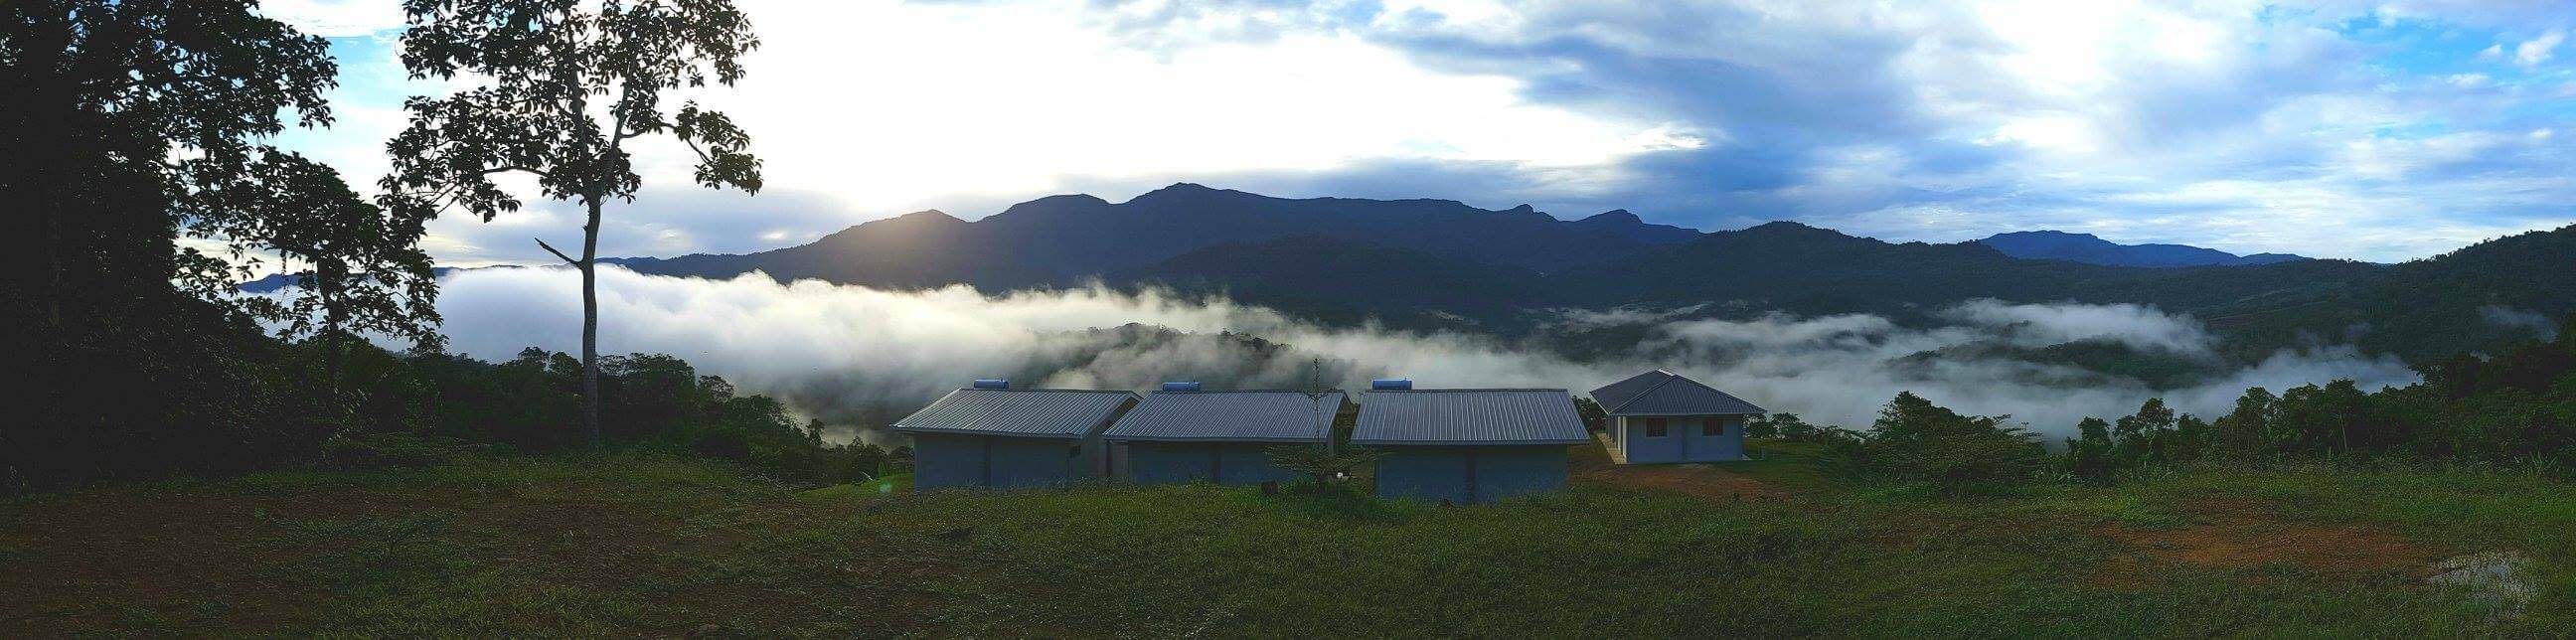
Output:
left=1830, top=393, right=2046, bottom=492
left=319, top=432, right=492, bottom=471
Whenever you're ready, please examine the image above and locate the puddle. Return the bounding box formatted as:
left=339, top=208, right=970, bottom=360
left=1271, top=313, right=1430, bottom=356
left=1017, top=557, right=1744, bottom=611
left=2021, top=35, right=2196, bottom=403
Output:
left=2428, top=551, right=2535, bottom=617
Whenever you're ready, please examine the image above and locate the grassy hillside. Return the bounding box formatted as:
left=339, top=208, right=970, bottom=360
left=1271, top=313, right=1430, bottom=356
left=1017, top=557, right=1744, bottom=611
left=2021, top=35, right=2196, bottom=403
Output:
left=3, top=444, right=2568, bottom=636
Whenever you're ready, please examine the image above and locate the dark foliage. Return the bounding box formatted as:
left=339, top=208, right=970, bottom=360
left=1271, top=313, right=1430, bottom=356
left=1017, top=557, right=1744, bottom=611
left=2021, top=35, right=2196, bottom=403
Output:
left=1786, top=394, right=2046, bottom=492
left=393, top=346, right=903, bottom=482
left=1745, top=412, right=1819, bottom=439
left=1572, top=396, right=1608, bottom=432
left=1856, top=393, right=2049, bottom=491
left=2066, top=317, right=2576, bottom=478
left=6, top=0, right=343, bottom=490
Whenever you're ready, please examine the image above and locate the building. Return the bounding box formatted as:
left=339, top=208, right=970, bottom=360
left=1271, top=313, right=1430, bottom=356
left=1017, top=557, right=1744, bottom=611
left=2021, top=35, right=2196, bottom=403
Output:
left=1353, top=381, right=1590, bottom=504
left=893, top=380, right=1139, bottom=490
left=1589, top=370, right=1767, bottom=464
left=1103, top=383, right=1348, bottom=485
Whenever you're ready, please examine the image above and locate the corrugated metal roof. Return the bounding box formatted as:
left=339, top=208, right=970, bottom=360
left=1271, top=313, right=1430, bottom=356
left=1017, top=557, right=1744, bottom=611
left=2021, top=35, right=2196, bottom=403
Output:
left=1588, top=370, right=1767, bottom=415
left=892, top=389, right=1139, bottom=438
left=1103, top=391, right=1346, bottom=442
left=1352, top=389, right=1590, bottom=445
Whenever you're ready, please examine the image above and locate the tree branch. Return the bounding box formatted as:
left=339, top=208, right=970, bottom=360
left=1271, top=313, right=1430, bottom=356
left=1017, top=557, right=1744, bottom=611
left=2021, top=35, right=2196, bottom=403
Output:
left=535, top=237, right=581, bottom=265
left=484, top=165, right=553, bottom=179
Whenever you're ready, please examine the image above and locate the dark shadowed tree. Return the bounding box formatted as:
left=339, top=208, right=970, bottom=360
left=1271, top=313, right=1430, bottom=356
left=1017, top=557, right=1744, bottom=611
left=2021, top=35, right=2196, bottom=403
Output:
left=1860, top=392, right=2045, bottom=491
left=2214, top=386, right=2278, bottom=457
left=3, top=0, right=337, bottom=314
left=2064, top=416, right=2118, bottom=481
left=215, top=151, right=443, bottom=390
left=381, top=0, right=763, bottom=446
left=2, top=0, right=343, bottom=487
left=2111, top=398, right=2176, bottom=462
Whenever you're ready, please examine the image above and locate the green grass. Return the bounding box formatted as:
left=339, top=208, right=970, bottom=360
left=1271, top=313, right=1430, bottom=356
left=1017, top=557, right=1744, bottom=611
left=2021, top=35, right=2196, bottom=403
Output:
left=2, top=446, right=2568, bottom=637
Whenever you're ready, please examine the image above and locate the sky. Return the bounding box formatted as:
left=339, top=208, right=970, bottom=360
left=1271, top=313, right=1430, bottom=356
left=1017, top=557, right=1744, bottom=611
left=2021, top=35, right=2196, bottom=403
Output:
left=260, top=0, right=2576, bottom=265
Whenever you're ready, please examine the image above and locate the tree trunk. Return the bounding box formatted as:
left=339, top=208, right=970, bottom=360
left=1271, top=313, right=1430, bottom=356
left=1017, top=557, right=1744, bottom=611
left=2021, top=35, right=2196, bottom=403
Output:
left=320, top=272, right=343, bottom=395
left=579, top=195, right=603, bottom=449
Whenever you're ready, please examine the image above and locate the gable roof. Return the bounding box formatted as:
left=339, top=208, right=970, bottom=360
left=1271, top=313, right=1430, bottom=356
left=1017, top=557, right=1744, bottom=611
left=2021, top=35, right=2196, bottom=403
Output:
left=1588, top=370, right=1767, bottom=416
left=893, top=389, right=1140, bottom=438
left=1103, top=391, right=1347, bottom=442
left=1352, top=389, right=1590, bottom=446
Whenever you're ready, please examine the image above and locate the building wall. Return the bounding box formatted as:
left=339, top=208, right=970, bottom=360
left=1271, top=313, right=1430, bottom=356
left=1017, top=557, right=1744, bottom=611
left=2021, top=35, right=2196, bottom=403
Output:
left=908, top=433, right=1085, bottom=490
left=910, top=434, right=988, bottom=491
left=1617, top=415, right=1746, bottom=464
left=1124, top=441, right=1302, bottom=485
left=1470, top=445, right=1569, bottom=502
left=1372, top=444, right=1569, bottom=504
left=988, top=436, right=1082, bottom=488
left=1696, top=415, right=1746, bottom=461
left=1373, top=446, right=1472, bottom=503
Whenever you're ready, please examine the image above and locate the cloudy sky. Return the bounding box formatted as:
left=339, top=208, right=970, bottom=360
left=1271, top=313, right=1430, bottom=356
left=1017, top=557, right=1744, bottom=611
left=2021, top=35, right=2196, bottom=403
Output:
left=264, top=0, right=2576, bottom=265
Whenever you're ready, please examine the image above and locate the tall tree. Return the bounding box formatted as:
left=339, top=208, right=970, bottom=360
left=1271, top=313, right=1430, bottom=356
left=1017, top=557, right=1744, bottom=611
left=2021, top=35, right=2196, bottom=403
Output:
left=216, top=151, right=444, bottom=388
left=381, top=0, right=763, bottom=446
left=2, top=0, right=337, bottom=315
left=2111, top=398, right=2175, bottom=462
left=3, top=0, right=350, bottom=487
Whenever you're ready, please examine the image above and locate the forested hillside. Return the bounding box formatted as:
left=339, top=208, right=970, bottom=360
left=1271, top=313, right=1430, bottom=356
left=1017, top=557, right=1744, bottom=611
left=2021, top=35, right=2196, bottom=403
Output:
left=1977, top=230, right=2310, bottom=267
left=617, top=183, right=1699, bottom=287
left=613, top=185, right=2574, bottom=366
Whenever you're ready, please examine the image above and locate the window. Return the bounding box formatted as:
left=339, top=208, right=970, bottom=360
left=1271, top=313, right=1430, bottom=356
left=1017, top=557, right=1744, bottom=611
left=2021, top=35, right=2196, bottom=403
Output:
left=1643, top=418, right=1668, bottom=437
left=1703, top=422, right=1724, bottom=437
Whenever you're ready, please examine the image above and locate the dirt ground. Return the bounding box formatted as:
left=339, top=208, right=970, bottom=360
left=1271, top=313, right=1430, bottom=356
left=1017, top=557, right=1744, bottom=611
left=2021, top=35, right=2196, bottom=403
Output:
left=1567, top=439, right=1786, bottom=501
left=2096, top=498, right=2444, bottom=575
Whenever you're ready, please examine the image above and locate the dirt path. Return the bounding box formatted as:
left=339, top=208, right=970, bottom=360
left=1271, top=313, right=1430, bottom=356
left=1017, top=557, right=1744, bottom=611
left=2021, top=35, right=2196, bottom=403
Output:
left=2096, top=498, right=2444, bottom=576
left=1567, top=437, right=1785, bottom=501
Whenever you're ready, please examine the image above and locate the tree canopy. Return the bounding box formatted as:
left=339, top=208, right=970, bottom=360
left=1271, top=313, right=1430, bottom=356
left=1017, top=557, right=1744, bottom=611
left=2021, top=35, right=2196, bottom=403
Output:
left=382, top=0, right=764, bottom=446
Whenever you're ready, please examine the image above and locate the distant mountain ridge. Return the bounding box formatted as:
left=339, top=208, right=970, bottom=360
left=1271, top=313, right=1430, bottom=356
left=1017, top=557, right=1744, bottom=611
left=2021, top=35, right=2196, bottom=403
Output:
left=582, top=184, right=2573, bottom=364
left=1977, top=231, right=2309, bottom=267
left=613, top=183, right=1703, bottom=290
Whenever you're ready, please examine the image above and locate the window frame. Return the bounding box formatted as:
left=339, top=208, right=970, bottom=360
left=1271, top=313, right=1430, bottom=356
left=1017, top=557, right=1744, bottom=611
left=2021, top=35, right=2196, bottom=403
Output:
left=1702, top=420, right=1724, bottom=437
left=1642, top=417, right=1669, bottom=438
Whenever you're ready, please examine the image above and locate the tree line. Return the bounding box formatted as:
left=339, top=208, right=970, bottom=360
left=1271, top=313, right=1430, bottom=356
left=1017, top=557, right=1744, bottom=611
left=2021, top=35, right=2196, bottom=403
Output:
left=1750, top=318, right=2576, bottom=491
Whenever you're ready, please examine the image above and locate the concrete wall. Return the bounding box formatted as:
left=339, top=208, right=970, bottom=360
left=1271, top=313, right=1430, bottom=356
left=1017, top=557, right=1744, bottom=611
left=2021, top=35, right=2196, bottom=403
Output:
left=1617, top=415, right=1746, bottom=464
left=909, top=433, right=1087, bottom=490
left=1372, top=444, right=1569, bottom=504
left=1123, top=441, right=1302, bottom=485
left=1467, top=445, right=1570, bottom=502
left=911, top=434, right=988, bottom=491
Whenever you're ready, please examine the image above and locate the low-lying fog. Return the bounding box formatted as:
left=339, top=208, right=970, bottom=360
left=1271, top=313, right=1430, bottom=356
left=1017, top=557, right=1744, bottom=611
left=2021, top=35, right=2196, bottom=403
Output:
left=410, top=266, right=2420, bottom=445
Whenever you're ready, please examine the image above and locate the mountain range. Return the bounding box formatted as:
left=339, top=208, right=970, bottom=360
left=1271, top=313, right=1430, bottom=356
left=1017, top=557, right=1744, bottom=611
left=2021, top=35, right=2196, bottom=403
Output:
left=610, top=183, right=1701, bottom=288
left=598, top=184, right=2571, bottom=364
left=1975, top=231, right=2309, bottom=267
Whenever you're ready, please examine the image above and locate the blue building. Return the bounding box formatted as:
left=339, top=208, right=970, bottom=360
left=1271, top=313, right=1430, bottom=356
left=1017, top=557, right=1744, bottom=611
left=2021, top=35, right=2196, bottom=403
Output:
left=1103, top=385, right=1348, bottom=485
left=893, top=381, right=1139, bottom=491
left=1353, top=382, right=1590, bottom=504
left=1589, top=370, right=1767, bottom=464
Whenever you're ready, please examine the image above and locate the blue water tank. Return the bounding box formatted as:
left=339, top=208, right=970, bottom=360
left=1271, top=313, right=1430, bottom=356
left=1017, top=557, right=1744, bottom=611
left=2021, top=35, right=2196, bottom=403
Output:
left=972, top=379, right=1010, bottom=390
left=1162, top=382, right=1204, bottom=392
left=1370, top=378, right=1413, bottom=391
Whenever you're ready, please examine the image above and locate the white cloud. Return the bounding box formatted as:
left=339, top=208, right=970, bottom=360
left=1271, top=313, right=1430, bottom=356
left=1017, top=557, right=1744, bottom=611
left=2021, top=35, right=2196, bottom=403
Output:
left=258, top=0, right=406, bottom=37
left=2515, top=29, right=2564, bottom=66
left=402, top=267, right=2417, bottom=443
left=275, top=0, right=2576, bottom=266
left=687, top=0, right=1694, bottom=213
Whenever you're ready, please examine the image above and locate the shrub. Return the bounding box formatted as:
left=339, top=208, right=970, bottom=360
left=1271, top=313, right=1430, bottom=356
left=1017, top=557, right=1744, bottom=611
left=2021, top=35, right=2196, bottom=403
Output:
left=1833, top=393, right=2046, bottom=492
